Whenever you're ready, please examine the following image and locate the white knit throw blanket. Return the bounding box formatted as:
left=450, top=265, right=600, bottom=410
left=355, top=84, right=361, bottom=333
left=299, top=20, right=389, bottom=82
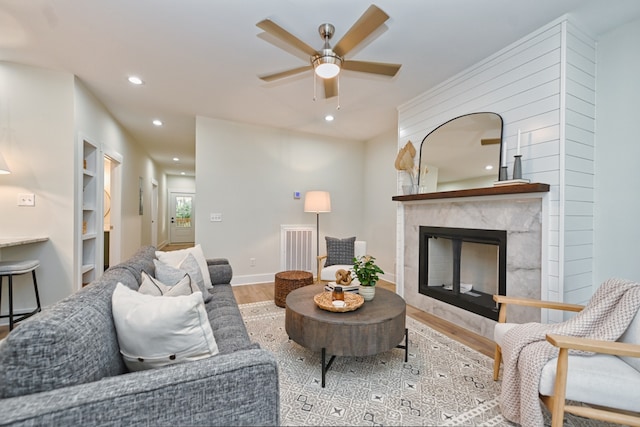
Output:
left=500, top=278, right=640, bottom=426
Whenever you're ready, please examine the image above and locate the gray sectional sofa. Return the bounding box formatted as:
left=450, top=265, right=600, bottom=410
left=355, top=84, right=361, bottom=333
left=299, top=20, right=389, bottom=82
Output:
left=0, top=246, right=280, bottom=426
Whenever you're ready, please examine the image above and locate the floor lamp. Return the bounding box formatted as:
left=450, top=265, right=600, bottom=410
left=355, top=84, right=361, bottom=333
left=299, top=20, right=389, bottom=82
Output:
left=304, top=191, right=331, bottom=257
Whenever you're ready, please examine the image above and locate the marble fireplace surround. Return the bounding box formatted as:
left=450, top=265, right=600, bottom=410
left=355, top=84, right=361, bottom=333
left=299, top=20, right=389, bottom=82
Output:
left=393, top=184, right=550, bottom=339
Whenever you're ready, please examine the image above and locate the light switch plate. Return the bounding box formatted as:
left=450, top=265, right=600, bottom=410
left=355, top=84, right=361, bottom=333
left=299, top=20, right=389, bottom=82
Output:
left=18, top=193, right=35, bottom=206
left=210, top=213, right=222, bottom=222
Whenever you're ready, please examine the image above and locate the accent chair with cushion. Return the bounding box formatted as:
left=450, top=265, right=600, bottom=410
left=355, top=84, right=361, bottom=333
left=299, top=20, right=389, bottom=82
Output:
left=316, top=236, right=366, bottom=283
left=492, top=279, right=640, bottom=427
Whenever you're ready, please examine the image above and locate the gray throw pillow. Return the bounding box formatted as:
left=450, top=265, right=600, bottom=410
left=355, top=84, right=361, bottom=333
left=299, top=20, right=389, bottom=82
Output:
left=324, top=236, right=356, bottom=267
left=138, top=271, right=197, bottom=297
left=154, top=254, right=212, bottom=303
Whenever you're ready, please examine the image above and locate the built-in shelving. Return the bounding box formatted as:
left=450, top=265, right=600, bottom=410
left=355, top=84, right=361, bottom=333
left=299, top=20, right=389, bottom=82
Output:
left=79, top=138, right=102, bottom=287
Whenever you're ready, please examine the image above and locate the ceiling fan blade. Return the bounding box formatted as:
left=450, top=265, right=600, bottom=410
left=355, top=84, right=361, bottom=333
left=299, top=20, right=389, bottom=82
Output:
left=257, top=19, right=318, bottom=57
left=481, top=138, right=501, bottom=145
left=323, top=78, right=338, bottom=98
left=333, top=5, right=389, bottom=57
left=342, top=60, right=401, bottom=77
left=259, top=65, right=312, bottom=82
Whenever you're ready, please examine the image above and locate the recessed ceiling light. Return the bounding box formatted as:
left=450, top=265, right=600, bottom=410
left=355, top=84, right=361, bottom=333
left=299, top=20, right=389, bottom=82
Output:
left=180, top=172, right=186, bottom=175
left=128, top=76, right=144, bottom=85
left=325, top=115, right=334, bottom=122
left=152, top=119, right=163, bottom=126
left=485, top=165, right=494, bottom=170
left=173, top=157, right=180, bottom=162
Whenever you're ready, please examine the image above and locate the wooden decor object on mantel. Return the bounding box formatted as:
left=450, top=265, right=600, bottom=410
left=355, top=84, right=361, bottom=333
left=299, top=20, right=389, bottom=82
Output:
left=392, top=182, right=549, bottom=202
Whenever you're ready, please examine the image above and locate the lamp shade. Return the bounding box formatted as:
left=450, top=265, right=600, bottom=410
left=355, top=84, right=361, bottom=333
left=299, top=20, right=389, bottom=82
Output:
left=304, top=191, right=331, bottom=213
left=0, top=152, right=10, bottom=174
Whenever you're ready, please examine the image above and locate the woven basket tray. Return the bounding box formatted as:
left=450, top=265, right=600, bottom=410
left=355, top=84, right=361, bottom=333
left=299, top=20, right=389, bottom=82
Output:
left=314, top=292, right=364, bottom=312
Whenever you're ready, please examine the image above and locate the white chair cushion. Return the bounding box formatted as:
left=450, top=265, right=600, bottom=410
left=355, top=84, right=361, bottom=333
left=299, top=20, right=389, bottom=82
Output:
left=494, top=322, right=516, bottom=346
left=354, top=241, right=366, bottom=258
left=539, top=353, right=640, bottom=412
left=320, top=264, right=360, bottom=285
left=495, top=322, right=640, bottom=412
left=320, top=240, right=367, bottom=282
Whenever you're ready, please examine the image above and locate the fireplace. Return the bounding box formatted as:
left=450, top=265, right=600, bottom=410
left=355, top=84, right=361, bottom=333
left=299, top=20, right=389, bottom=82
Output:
left=394, top=185, right=548, bottom=339
left=419, top=226, right=506, bottom=321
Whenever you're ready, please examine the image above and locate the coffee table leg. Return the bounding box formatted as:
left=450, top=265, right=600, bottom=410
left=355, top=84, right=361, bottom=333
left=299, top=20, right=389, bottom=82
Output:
left=321, top=348, right=336, bottom=388
left=395, top=328, right=409, bottom=362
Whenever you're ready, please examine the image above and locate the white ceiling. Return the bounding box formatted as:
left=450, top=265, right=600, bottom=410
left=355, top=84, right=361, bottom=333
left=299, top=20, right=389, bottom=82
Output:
left=1, top=0, right=639, bottom=176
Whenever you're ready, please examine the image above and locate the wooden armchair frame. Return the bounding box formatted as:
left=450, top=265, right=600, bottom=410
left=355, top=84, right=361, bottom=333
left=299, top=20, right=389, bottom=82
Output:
left=493, top=295, right=640, bottom=427
left=316, top=255, right=328, bottom=284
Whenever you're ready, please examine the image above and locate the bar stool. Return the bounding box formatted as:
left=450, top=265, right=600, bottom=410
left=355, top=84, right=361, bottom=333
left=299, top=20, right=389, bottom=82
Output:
left=0, top=260, right=42, bottom=331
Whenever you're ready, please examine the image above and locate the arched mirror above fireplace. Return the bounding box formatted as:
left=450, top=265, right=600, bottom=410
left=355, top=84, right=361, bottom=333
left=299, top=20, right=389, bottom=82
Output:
left=418, top=112, right=503, bottom=192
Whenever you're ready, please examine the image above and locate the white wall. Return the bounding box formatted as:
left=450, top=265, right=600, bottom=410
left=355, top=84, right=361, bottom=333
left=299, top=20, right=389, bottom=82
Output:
left=397, top=17, right=597, bottom=308
left=195, top=117, right=366, bottom=284
left=167, top=174, right=195, bottom=192
left=0, top=62, right=166, bottom=321
left=593, top=17, right=640, bottom=284
left=0, top=62, right=75, bottom=310
left=74, top=79, right=165, bottom=263
left=363, top=129, right=398, bottom=282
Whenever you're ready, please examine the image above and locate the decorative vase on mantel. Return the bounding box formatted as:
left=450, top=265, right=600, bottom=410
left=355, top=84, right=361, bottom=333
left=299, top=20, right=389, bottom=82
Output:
left=359, top=284, right=376, bottom=301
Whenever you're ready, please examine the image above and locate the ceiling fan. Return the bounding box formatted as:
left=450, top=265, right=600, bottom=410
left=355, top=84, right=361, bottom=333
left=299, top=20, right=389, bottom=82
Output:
left=256, top=4, right=401, bottom=99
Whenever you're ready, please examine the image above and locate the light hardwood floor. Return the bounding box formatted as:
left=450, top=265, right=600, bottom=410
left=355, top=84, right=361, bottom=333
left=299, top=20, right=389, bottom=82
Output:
left=0, top=280, right=497, bottom=358
left=233, top=279, right=495, bottom=358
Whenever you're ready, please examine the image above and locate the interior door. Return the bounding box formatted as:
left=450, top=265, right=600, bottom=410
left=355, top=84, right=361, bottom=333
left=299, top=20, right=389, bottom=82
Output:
left=169, top=192, right=195, bottom=243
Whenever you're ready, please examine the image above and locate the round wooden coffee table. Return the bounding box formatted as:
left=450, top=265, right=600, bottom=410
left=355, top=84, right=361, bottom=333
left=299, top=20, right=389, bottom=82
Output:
left=285, top=284, right=407, bottom=387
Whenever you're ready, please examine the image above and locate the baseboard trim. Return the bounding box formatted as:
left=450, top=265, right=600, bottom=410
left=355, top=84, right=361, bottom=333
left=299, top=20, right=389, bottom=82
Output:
left=231, top=273, right=280, bottom=286
left=231, top=272, right=396, bottom=287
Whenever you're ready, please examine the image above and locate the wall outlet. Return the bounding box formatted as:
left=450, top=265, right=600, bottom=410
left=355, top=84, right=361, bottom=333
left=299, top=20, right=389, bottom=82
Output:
left=250, top=258, right=256, bottom=267
left=210, top=213, right=222, bottom=222
left=18, top=193, right=35, bottom=206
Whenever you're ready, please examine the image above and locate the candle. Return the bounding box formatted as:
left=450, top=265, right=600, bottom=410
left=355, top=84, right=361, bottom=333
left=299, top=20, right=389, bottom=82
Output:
left=517, top=129, right=521, bottom=156
left=501, top=137, right=507, bottom=167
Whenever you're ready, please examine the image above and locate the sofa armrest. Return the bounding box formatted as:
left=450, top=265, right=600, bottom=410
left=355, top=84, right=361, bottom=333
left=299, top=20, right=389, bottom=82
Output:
left=0, top=348, right=279, bottom=427
left=207, top=258, right=229, bottom=266
left=207, top=258, right=232, bottom=285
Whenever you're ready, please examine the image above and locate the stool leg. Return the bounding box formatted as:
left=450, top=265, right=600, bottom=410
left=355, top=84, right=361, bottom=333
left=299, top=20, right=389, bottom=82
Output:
left=31, top=270, right=42, bottom=312
left=8, top=274, right=14, bottom=331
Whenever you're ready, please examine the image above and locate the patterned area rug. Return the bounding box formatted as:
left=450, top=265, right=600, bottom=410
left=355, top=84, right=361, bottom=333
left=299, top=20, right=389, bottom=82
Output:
left=240, top=301, right=614, bottom=427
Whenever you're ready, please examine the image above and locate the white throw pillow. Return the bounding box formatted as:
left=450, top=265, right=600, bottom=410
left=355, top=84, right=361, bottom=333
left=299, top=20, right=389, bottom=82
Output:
left=156, top=244, right=212, bottom=289
left=154, top=255, right=212, bottom=303
left=138, top=271, right=198, bottom=297
left=111, top=283, right=219, bottom=371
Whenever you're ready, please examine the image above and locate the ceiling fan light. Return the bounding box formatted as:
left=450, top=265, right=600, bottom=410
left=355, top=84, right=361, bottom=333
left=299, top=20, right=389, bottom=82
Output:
left=313, top=54, right=342, bottom=79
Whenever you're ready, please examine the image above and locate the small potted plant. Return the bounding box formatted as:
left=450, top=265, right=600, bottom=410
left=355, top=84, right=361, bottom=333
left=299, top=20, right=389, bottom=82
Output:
left=352, top=255, right=384, bottom=301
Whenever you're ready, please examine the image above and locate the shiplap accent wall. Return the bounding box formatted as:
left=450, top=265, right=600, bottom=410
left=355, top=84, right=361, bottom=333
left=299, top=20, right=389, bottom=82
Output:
left=396, top=16, right=596, bottom=311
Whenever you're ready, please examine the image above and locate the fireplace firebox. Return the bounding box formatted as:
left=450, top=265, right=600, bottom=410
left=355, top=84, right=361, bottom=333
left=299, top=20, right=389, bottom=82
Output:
left=419, top=226, right=506, bottom=320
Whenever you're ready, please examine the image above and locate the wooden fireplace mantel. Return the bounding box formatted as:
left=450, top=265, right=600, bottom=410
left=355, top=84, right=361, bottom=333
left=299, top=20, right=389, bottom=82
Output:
left=392, top=182, right=550, bottom=202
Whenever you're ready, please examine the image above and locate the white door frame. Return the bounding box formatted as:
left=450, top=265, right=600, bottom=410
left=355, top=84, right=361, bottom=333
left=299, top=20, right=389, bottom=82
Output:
left=168, top=190, right=196, bottom=243
left=103, top=147, right=123, bottom=267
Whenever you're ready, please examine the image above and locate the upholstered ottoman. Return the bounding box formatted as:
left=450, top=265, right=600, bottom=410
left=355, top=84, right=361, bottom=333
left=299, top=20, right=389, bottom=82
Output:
left=274, top=270, right=313, bottom=308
